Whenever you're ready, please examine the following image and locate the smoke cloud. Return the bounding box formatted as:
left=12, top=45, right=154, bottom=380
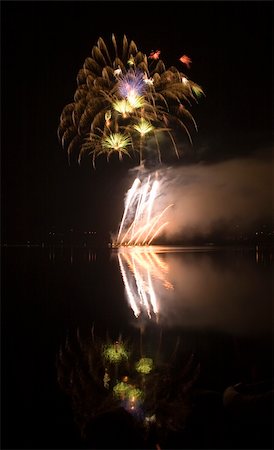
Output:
left=152, top=154, right=274, bottom=239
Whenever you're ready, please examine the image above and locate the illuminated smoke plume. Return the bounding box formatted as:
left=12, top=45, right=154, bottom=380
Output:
left=134, top=154, right=273, bottom=240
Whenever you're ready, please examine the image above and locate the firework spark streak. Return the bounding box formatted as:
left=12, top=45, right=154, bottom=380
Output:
left=117, top=246, right=174, bottom=319
left=115, top=175, right=173, bottom=247
left=117, top=178, right=141, bottom=242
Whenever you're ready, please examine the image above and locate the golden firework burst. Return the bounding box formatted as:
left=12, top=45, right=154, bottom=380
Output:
left=112, top=99, right=133, bottom=117
left=133, top=118, right=154, bottom=136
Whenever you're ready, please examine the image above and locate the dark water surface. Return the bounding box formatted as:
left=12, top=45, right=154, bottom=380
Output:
left=2, top=246, right=273, bottom=449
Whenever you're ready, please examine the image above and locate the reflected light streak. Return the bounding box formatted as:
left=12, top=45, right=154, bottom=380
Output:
left=118, top=246, right=173, bottom=319
left=118, top=252, right=141, bottom=318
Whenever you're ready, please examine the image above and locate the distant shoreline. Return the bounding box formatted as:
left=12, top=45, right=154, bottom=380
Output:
left=1, top=242, right=273, bottom=250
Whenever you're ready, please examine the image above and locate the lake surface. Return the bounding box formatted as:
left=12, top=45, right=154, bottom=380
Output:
left=2, top=245, right=273, bottom=449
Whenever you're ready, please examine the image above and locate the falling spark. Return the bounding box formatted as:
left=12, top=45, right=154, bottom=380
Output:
left=148, top=221, right=169, bottom=245
left=179, top=55, right=192, bottom=68
left=129, top=206, right=172, bottom=246
left=191, top=84, right=204, bottom=98
left=149, top=50, right=161, bottom=60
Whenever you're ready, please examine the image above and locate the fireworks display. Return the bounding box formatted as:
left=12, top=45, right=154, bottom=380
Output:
left=59, top=35, right=204, bottom=247
left=58, top=34, right=204, bottom=167
left=114, top=173, right=172, bottom=247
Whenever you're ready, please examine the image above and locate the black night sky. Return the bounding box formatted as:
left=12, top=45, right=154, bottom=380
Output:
left=2, top=1, right=273, bottom=243
left=1, top=4, right=273, bottom=449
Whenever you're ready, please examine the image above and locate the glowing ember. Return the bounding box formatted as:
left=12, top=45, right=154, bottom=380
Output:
left=149, top=50, right=161, bottom=60
left=179, top=54, right=192, bottom=68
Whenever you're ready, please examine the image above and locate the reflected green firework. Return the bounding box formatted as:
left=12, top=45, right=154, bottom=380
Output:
left=136, top=357, right=153, bottom=374
left=103, top=341, right=129, bottom=364
left=57, top=329, right=201, bottom=444
left=113, top=381, right=130, bottom=398
left=113, top=382, right=143, bottom=400
left=127, top=386, right=143, bottom=402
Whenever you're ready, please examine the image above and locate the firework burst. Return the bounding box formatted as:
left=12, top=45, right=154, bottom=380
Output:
left=117, top=69, right=146, bottom=98
left=112, top=98, right=133, bottom=117
left=101, top=132, right=132, bottom=161
left=58, top=34, right=204, bottom=167
left=133, top=118, right=154, bottom=136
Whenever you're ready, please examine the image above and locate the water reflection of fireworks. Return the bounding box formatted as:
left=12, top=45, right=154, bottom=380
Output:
left=118, top=246, right=174, bottom=319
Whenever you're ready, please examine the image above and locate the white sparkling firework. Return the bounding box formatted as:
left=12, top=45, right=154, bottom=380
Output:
left=114, top=175, right=173, bottom=247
